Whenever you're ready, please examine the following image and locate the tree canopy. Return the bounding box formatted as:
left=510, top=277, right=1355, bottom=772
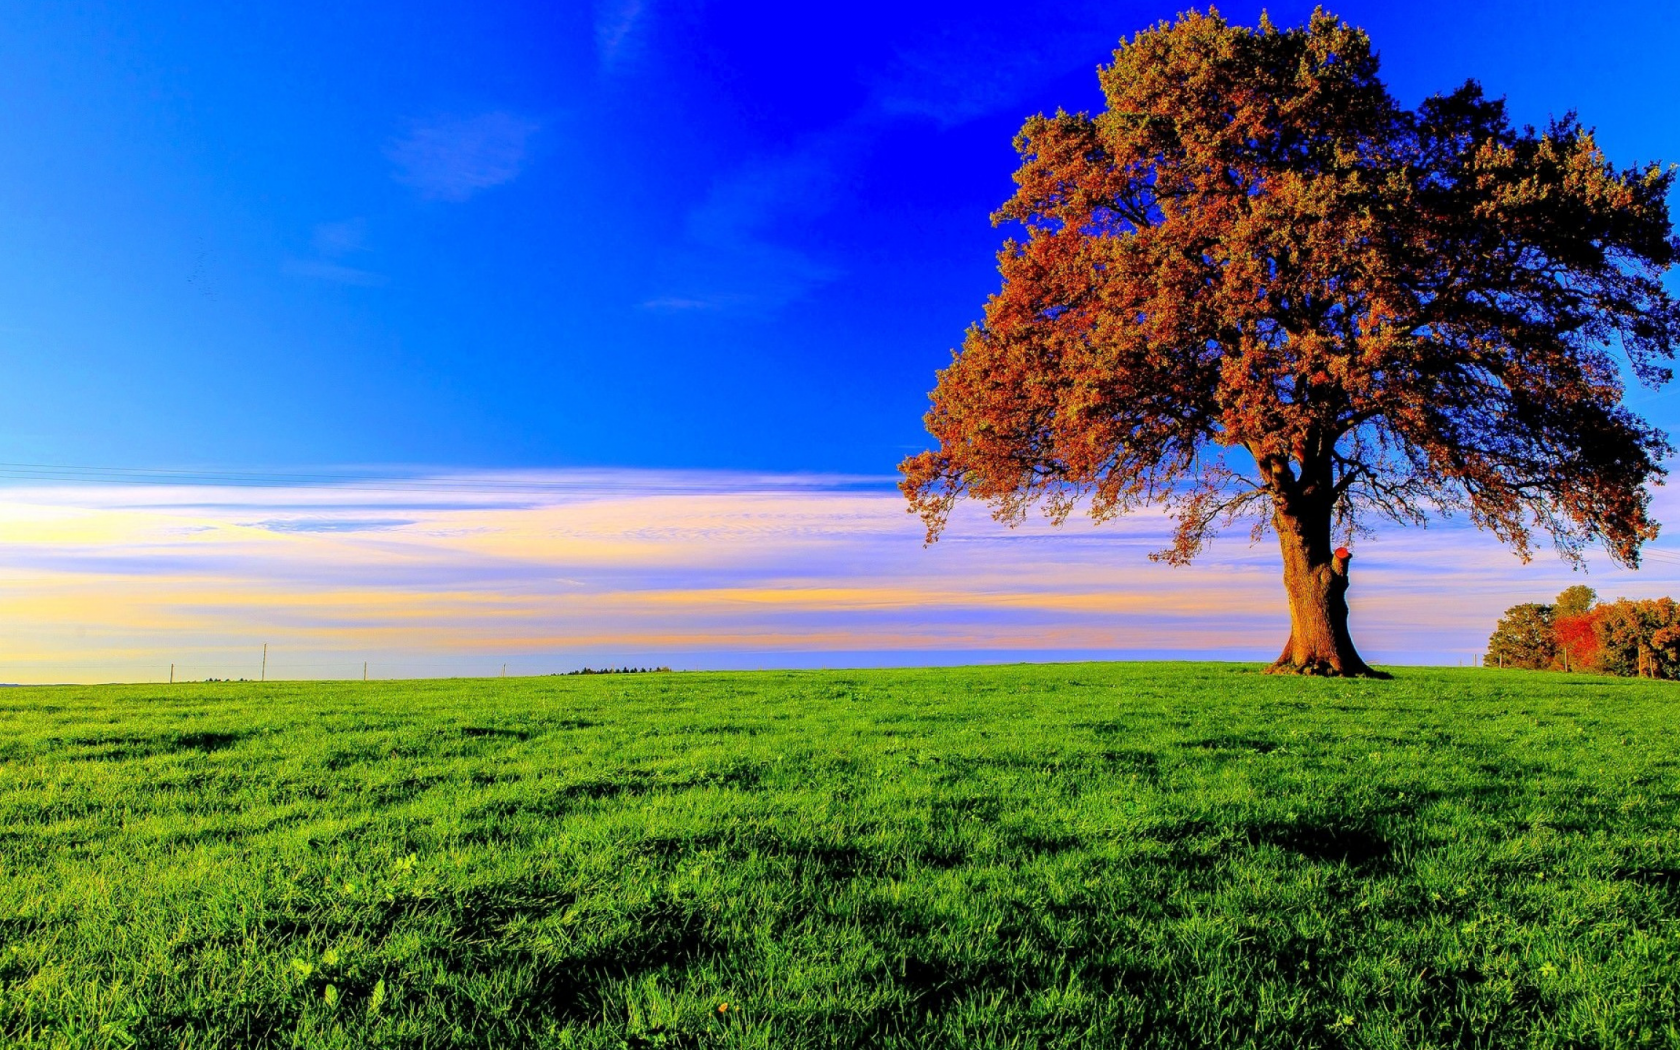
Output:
left=900, top=8, right=1678, bottom=674
left=1486, top=602, right=1557, bottom=670
left=1554, top=585, right=1598, bottom=620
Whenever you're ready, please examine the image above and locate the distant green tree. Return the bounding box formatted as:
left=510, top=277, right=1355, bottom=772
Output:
left=1554, top=585, right=1598, bottom=619
left=1485, top=603, right=1557, bottom=669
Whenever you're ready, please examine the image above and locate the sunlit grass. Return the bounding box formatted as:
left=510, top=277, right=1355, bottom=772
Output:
left=2, top=663, right=1678, bottom=1047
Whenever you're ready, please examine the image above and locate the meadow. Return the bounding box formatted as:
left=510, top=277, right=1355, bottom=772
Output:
left=2, top=663, right=1678, bottom=1049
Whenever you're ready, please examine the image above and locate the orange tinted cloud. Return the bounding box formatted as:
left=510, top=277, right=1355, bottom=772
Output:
left=2, top=470, right=1677, bottom=682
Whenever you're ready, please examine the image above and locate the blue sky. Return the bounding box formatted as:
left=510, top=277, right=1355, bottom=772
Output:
left=2, top=3, right=1679, bottom=680
left=2, top=0, right=1677, bottom=475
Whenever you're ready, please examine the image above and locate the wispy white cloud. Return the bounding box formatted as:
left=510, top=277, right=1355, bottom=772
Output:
left=644, top=127, right=856, bottom=314
left=387, top=113, right=540, bottom=202
left=621, top=3, right=1131, bottom=314
left=638, top=8, right=1115, bottom=315
left=869, top=5, right=1117, bottom=127
left=282, top=259, right=387, bottom=287
left=639, top=294, right=738, bottom=312
left=251, top=518, right=415, bottom=534
left=595, top=0, right=646, bottom=71
left=311, top=218, right=368, bottom=257
left=621, top=5, right=1143, bottom=316
left=4, top=469, right=1678, bottom=682
left=284, top=218, right=384, bottom=285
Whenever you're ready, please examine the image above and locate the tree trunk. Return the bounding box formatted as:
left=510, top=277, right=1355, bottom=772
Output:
left=1266, top=502, right=1376, bottom=677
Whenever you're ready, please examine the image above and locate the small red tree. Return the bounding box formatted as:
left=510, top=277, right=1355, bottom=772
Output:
left=1551, top=585, right=1601, bottom=671
left=901, top=9, right=1677, bottom=675
left=1553, top=612, right=1602, bottom=672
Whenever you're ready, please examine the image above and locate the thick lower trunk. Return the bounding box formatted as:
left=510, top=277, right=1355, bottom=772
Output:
left=1266, top=505, right=1376, bottom=677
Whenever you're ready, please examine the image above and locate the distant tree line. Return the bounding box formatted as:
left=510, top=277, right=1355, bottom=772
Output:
left=557, top=666, right=673, bottom=676
left=1486, top=586, right=1680, bottom=678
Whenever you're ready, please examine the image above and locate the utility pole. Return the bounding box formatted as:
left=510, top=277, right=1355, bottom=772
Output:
left=170, top=663, right=174, bottom=684
left=261, top=643, right=267, bottom=682
left=363, top=661, right=368, bottom=682
left=502, top=663, right=507, bottom=678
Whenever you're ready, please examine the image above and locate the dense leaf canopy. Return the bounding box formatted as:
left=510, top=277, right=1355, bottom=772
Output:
left=902, top=8, right=1679, bottom=568
left=1485, top=602, right=1557, bottom=670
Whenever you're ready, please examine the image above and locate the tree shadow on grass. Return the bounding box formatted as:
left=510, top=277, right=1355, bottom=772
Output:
left=1612, top=865, right=1680, bottom=893
left=1182, top=735, right=1286, bottom=754
left=56, top=729, right=246, bottom=761
left=459, top=725, right=530, bottom=740
left=1149, top=815, right=1396, bottom=874
left=1246, top=821, right=1392, bottom=870
left=516, top=904, right=728, bottom=1026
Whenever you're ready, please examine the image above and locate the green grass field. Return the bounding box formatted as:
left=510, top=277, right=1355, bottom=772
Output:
left=3, top=663, right=1679, bottom=1049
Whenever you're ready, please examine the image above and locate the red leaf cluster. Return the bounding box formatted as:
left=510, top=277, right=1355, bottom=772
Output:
left=1552, top=612, right=1601, bottom=671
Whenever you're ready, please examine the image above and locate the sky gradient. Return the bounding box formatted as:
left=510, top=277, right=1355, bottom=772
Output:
left=1, top=2, right=1678, bottom=679
left=7, top=470, right=1680, bottom=683
left=2, top=0, right=1678, bottom=471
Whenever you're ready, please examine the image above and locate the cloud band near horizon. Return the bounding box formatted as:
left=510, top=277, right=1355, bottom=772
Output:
left=3, top=469, right=1678, bottom=683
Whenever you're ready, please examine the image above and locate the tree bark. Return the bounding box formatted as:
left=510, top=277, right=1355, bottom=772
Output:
left=1266, top=501, right=1377, bottom=677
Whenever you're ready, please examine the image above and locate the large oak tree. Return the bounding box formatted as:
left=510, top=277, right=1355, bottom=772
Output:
left=900, top=8, right=1679, bottom=676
